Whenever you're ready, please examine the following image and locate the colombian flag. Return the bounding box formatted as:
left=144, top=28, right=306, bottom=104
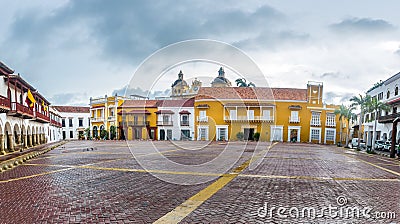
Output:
left=42, top=101, right=48, bottom=111
left=25, top=89, right=36, bottom=109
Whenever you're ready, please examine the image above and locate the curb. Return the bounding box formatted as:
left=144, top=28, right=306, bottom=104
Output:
left=0, top=141, right=67, bottom=173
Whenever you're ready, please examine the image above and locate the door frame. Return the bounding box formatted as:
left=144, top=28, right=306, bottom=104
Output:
left=288, top=126, right=301, bottom=142
left=270, top=125, right=283, bottom=142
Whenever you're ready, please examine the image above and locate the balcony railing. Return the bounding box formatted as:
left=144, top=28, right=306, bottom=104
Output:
left=310, top=120, right=321, bottom=126
left=289, top=116, right=300, bottom=123
left=119, top=121, right=150, bottom=126
left=34, top=111, right=50, bottom=123
left=325, top=121, right=336, bottom=127
left=157, top=121, right=173, bottom=126
left=51, top=119, right=62, bottom=127
left=0, top=95, right=10, bottom=112
left=197, top=116, right=208, bottom=122
left=180, top=120, right=190, bottom=126
left=9, top=102, right=34, bottom=118
left=378, top=112, right=400, bottom=123
left=224, top=116, right=274, bottom=122
left=91, top=117, right=104, bottom=122
left=108, top=116, right=115, bottom=121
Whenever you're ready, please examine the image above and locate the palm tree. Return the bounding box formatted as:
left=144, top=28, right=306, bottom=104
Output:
left=350, top=94, right=371, bottom=149
left=345, top=109, right=357, bottom=148
left=335, top=105, right=349, bottom=146
left=235, top=78, right=256, bottom=87
left=366, top=97, right=390, bottom=151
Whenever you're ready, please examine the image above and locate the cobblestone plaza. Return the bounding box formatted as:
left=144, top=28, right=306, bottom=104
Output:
left=0, top=141, right=399, bottom=223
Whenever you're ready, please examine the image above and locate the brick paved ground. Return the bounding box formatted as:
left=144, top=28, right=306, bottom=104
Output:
left=0, top=141, right=399, bottom=223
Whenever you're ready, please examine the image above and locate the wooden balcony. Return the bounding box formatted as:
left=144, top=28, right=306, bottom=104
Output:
left=119, top=121, right=150, bottom=127
left=378, top=112, right=400, bottom=123
left=224, top=116, right=274, bottom=122
left=289, top=116, right=300, bottom=123
left=0, top=95, right=10, bottom=113
left=34, top=111, right=50, bottom=123
left=51, top=119, right=62, bottom=127
left=157, top=121, right=173, bottom=126
left=8, top=102, right=34, bottom=118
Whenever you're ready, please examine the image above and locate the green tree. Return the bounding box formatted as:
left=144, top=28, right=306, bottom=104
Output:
left=109, top=126, right=116, bottom=140
left=350, top=94, right=371, bottom=149
left=335, top=105, right=356, bottom=147
left=235, top=78, right=255, bottom=87
left=366, top=97, right=390, bottom=151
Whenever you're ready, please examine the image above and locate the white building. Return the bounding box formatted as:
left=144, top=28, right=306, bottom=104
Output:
left=364, top=72, right=400, bottom=145
left=52, top=106, right=90, bottom=140
left=156, top=98, right=195, bottom=140
left=0, top=61, right=52, bottom=154
left=47, top=106, right=63, bottom=143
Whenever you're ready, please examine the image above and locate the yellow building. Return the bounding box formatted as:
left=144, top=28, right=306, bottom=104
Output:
left=117, top=100, right=159, bottom=140
left=194, top=81, right=344, bottom=144
left=89, top=95, right=126, bottom=139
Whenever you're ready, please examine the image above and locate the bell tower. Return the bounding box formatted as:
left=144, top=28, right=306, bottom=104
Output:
left=307, top=81, right=323, bottom=105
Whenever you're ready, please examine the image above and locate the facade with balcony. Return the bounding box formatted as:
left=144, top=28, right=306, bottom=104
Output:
left=155, top=98, right=195, bottom=141
left=194, top=82, right=342, bottom=143
left=89, top=95, right=128, bottom=139
left=117, top=100, right=159, bottom=140
left=364, top=72, right=400, bottom=146
left=0, top=61, right=53, bottom=154
left=48, top=107, right=63, bottom=143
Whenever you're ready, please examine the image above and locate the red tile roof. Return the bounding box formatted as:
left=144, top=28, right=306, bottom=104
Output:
left=119, top=100, right=160, bottom=108
left=158, top=98, right=194, bottom=107
left=179, top=110, right=191, bottom=114
left=118, top=109, right=151, bottom=115
left=52, top=106, right=90, bottom=113
left=155, top=110, right=174, bottom=114
left=196, top=87, right=307, bottom=101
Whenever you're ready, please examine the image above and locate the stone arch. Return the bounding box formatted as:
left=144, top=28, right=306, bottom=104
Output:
left=13, top=123, right=21, bottom=146
left=93, top=126, right=98, bottom=139
left=4, top=122, right=13, bottom=152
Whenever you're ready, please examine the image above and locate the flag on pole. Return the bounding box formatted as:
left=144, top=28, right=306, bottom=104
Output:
left=25, top=89, right=36, bottom=109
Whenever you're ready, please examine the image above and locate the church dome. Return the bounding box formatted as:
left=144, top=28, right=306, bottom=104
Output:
left=171, top=70, right=188, bottom=87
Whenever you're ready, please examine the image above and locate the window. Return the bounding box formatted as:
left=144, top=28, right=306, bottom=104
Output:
left=365, top=114, right=370, bottom=122
left=263, top=110, right=271, bottom=120
left=378, top=92, right=383, bottom=100
left=134, top=116, right=138, bottom=125
left=199, top=110, right=206, bottom=118
left=69, top=118, right=73, bottom=127
left=311, top=112, right=321, bottom=125
left=311, top=128, right=320, bottom=141
left=181, top=115, right=189, bottom=126
left=216, top=126, right=228, bottom=141
left=247, top=110, right=254, bottom=119
left=376, top=131, right=381, bottom=140
left=394, top=107, right=397, bottom=114
left=290, top=111, right=299, bottom=122
left=325, top=129, right=335, bottom=141
left=167, top=130, right=172, bottom=140
left=230, top=110, right=237, bottom=120
left=62, top=119, right=65, bottom=127
left=387, top=90, right=390, bottom=99
left=396, top=86, right=399, bottom=96
left=79, top=118, right=83, bottom=127
left=326, top=113, right=336, bottom=126
left=69, top=131, right=73, bottom=138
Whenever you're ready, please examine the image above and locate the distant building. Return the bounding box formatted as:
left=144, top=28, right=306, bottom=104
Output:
left=52, top=106, right=90, bottom=140
left=48, top=106, right=63, bottom=143
left=211, top=67, right=232, bottom=87
left=170, top=70, right=202, bottom=98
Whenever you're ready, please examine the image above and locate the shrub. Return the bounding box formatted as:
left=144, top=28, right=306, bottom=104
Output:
left=236, top=132, right=244, bottom=141
left=253, top=132, right=260, bottom=141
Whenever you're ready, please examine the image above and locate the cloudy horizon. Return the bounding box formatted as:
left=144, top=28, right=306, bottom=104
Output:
left=1, top=0, right=399, bottom=106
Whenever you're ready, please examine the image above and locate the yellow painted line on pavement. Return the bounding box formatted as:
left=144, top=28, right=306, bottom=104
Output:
left=154, top=142, right=279, bottom=224
left=0, top=167, right=75, bottom=184
left=334, top=148, right=400, bottom=177
left=238, top=174, right=400, bottom=182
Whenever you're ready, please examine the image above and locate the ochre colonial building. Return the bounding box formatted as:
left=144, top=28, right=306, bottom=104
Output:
left=194, top=81, right=344, bottom=143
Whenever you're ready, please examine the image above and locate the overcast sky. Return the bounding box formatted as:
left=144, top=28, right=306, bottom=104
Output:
left=1, top=0, right=400, bottom=105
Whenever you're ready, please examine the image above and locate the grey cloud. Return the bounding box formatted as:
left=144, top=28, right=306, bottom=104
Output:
left=112, top=86, right=170, bottom=99
left=312, top=72, right=350, bottom=80
left=48, top=92, right=89, bottom=106
left=324, top=91, right=354, bottom=104
left=4, top=1, right=287, bottom=63
left=330, top=17, right=395, bottom=33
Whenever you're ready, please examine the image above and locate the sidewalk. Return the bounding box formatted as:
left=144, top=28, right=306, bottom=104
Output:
left=0, top=141, right=66, bottom=167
